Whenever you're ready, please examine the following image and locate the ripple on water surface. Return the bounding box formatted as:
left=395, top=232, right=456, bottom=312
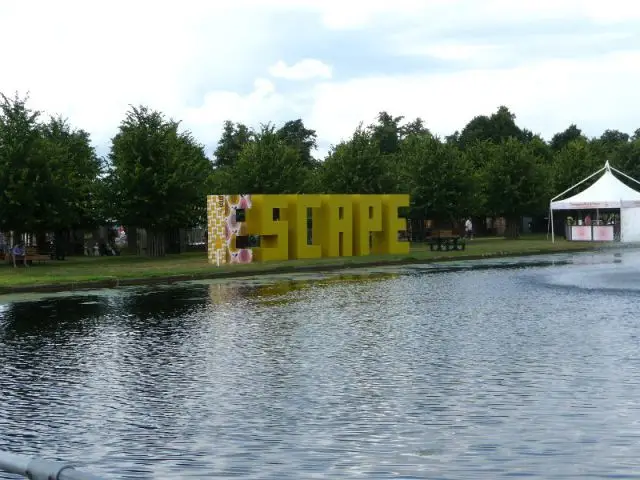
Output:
left=1, top=251, right=640, bottom=478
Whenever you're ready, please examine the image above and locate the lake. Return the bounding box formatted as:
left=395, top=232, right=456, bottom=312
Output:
left=1, top=249, right=640, bottom=479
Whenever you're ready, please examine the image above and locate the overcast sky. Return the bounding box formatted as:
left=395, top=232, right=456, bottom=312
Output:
left=2, top=0, right=640, bottom=159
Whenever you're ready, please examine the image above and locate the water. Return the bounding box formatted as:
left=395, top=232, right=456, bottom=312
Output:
left=1, top=250, right=640, bottom=479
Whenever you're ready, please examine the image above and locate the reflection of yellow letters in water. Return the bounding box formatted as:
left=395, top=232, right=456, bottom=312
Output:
left=377, top=194, right=410, bottom=255
left=247, top=194, right=289, bottom=261
left=352, top=195, right=383, bottom=256
left=288, top=194, right=322, bottom=260
left=319, top=195, right=353, bottom=258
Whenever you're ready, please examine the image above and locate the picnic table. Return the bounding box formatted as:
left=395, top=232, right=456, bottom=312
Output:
left=427, top=229, right=466, bottom=251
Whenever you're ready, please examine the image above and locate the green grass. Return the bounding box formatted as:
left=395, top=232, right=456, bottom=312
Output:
left=0, top=235, right=604, bottom=290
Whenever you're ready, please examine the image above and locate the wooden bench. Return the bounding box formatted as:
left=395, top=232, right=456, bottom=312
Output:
left=427, top=229, right=466, bottom=251
left=10, top=246, right=50, bottom=267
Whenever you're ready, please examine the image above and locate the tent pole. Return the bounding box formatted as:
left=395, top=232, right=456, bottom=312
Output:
left=611, top=165, right=640, bottom=187
left=620, top=199, right=623, bottom=242
left=551, top=206, right=555, bottom=243
left=550, top=165, right=606, bottom=204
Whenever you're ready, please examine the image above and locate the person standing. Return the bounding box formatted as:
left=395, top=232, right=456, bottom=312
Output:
left=465, top=217, right=473, bottom=239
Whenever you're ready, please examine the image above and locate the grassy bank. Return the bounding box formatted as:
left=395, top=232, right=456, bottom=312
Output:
left=0, top=236, right=605, bottom=294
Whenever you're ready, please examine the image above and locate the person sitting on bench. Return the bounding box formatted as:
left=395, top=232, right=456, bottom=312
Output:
left=11, top=242, right=26, bottom=268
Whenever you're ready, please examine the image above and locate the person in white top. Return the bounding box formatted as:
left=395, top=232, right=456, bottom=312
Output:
left=464, top=218, right=473, bottom=239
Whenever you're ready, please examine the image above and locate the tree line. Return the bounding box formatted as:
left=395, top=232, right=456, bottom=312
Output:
left=1, top=92, right=638, bottom=255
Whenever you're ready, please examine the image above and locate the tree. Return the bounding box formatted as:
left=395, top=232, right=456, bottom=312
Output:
left=0, top=92, right=49, bottom=235
left=596, top=129, right=630, bottom=153
left=0, top=93, right=103, bottom=257
left=527, top=135, right=554, bottom=164
left=552, top=138, right=601, bottom=192
left=109, top=105, right=214, bottom=256
left=401, top=117, right=431, bottom=137
left=213, top=120, right=251, bottom=168
left=550, top=124, right=584, bottom=152
left=38, top=116, right=103, bottom=231
left=464, top=139, right=497, bottom=170
left=320, top=125, right=395, bottom=194
left=229, top=123, right=314, bottom=194
left=401, top=135, right=481, bottom=224
left=276, top=119, right=318, bottom=167
left=207, top=166, right=236, bottom=195
left=457, top=106, right=525, bottom=149
left=609, top=138, right=640, bottom=183
left=483, top=138, right=552, bottom=237
left=369, top=111, right=404, bottom=154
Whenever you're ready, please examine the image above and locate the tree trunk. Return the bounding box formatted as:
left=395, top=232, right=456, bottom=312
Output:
left=126, top=226, right=138, bottom=253
left=35, top=233, right=47, bottom=253
left=146, top=229, right=166, bottom=257
left=54, top=229, right=67, bottom=260
left=449, top=215, right=460, bottom=235
left=166, top=227, right=182, bottom=254
left=505, top=217, right=520, bottom=239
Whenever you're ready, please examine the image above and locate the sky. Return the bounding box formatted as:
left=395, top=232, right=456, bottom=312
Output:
left=1, top=0, right=640, bottom=159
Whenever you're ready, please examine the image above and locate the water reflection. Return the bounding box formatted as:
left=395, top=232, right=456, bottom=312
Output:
left=0, top=296, right=107, bottom=341
left=1, top=251, right=640, bottom=478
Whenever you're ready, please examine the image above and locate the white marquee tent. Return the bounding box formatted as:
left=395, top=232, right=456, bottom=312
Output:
left=549, top=161, right=640, bottom=242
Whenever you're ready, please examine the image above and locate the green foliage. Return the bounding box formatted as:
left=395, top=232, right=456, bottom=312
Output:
left=609, top=138, right=640, bottom=183
left=227, top=124, right=314, bottom=194
left=550, top=124, right=585, bottom=152
left=39, top=117, right=103, bottom=230
left=401, top=134, right=481, bottom=221
left=483, top=138, right=552, bottom=220
left=213, top=120, right=251, bottom=168
left=526, top=135, right=554, bottom=164
left=369, top=111, right=404, bottom=155
left=457, top=106, right=526, bottom=149
left=4, top=88, right=640, bottom=246
left=320, top=125, right=395, bottom=193
left=402, top=117, right=431, bottom=137
left=0, top=93, right=44, bottom=233
left=597, top=129, right=630, bottom=151
left=553, top=138, right=601, bottom=192
left=207, top=166, right=236, bottom=195
left=108, top=105, right=213, bottom=230
left=0, top=93, right=101, bottom=234
left=276, top=119, right=318, bottom=167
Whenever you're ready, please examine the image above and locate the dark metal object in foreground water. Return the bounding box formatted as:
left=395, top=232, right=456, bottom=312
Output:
left=0, top=450, right=103, bottom=480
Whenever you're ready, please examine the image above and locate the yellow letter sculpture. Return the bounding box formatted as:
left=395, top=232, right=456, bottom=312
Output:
left=352, top=194, right=383, bottom=256
left=378, top=194, right=410, bottom=255
left=207, top=193, right=410, bottom=265
left=319, top=195, right=353, bottom=257
left=287, top=194, right=322, bottom=260
left=247, top=194, right=289, bottom=262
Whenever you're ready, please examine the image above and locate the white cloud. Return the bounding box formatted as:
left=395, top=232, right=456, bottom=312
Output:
left=306, top=50, right=640, bottom=150
left=0, top=0, right=276, bottom=150
left=404, top=44, right=503, bottom=65
left=269, top=59, right=333, bottom=81
left=314, top=0, right=640, bottom=31
left=0, top=0, right=639, bottom=160
left=181, top=78, right=289, bottom=144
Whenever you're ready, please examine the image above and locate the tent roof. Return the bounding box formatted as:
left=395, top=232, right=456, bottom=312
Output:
left=551, top=161, right=640, bottom=210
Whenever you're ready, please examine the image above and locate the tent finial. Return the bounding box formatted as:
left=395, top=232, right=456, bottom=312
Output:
left=605, top=160, right=611, bottom=170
